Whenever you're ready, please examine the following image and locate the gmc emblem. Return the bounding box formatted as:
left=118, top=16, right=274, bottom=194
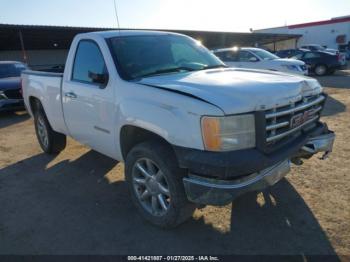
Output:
left=290, top=109, right=316, bottom=128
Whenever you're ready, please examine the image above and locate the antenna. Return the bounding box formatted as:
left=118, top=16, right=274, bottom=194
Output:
left=113, top=0, right=121, bottom=34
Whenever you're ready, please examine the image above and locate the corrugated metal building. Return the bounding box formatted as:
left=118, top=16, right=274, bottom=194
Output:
left=0, top=23, right=301, bottom=68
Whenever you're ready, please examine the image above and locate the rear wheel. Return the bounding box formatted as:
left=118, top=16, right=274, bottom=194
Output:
left=314, top=64, right=327, bottom=76
left=34, top=105, right=66, bottom=154
left=125, top=141, right=195, bottom=228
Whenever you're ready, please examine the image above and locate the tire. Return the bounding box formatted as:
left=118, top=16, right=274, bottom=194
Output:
left=34, top=105, right=66, bottom=154
left=125, top=141, right=196, bottom=228
left=314, top=64, right=327, bottom=76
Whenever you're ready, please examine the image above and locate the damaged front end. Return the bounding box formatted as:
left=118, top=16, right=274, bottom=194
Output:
left=292, top=129, right=335, bottom=165
left=183, top=126, right=335, bottom=206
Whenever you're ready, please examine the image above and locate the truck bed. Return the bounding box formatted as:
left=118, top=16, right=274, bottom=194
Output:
left=22, top=70, right=68, bottom=135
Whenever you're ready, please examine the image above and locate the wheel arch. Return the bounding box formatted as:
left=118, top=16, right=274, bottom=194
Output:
left=28, top=96, right=42, bottom=115
left=119, top=125, right=176, bottom=162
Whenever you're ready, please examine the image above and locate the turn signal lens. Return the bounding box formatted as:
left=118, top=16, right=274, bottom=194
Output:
left=201, top=117, right=222, bottom=151
left=201, top=114, right=256, bottom=151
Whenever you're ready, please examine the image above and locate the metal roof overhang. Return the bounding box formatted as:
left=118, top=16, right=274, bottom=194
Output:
left=0, top=24, right=302, bottom=51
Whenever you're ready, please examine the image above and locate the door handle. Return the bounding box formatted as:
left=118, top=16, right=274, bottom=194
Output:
left=65, top=92, right=77, bottom=99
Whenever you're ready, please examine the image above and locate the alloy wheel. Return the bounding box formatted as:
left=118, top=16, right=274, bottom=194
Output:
left=132, top=158, right=171, bottom=216
left=37, top=115, right=49, bottom=149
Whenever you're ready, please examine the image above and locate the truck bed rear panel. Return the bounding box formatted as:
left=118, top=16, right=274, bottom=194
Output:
left=22, top=70, right=68, bottom=135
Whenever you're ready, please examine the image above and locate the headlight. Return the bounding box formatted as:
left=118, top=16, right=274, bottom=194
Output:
left=282, top=64, right=300, bottom=71
left=201, top=114, right=256, bottom=151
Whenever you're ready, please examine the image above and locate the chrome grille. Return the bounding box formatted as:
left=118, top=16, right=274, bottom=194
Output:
left=265, top=94, right=325, bottom=143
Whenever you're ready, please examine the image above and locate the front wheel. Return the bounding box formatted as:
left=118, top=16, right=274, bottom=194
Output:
left=314, top=64, right=327, bottom=76
left=125, top=141, right=195, bottom=228
left=34, top=107, right=66, bottom=154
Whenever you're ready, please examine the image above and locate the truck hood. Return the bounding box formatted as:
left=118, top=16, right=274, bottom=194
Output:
left=138, top=68, right=322, bottom=114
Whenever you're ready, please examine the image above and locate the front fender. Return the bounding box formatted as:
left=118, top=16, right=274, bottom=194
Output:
left=115, top=94, right=223, bottom=160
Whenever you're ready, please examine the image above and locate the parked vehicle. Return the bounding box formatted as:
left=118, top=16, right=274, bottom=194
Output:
left=291, top=50, right=342, bottom=76
left=0, top=61, right=27, bottom=112
left=277, top=49, right=344, bottom=75
left=213, top=47, right=308, bottom=75
left=22, top=31, right=335, bottom=228
left=301, top=45, right=347, bottom=67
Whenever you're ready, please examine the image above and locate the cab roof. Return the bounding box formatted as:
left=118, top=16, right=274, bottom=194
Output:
left=85, top=30, right=182, bottom=39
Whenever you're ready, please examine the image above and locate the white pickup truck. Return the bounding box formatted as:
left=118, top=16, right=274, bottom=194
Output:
left=22, top=30, right=335, bottom=228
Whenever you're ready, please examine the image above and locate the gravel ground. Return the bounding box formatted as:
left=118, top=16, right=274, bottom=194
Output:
left=0, top=70, right=349, bottom=257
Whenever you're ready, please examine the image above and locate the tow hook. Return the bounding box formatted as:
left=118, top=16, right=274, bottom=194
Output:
left=295, top=132, right=335, bottom=161
left=301, top=144, right=331, bottom=160
left=320, top=151, right=331, bottom=160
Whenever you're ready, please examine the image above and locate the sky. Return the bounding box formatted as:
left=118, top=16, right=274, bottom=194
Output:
left=0, top=0, right=349, bottom=32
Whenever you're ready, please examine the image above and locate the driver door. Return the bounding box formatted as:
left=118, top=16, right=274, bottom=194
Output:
left=62, top=40, right=116, bottom=157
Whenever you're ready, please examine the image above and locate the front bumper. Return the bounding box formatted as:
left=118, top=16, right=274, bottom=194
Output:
left=174, top=122, right=329, bottom=180
left=184, top=160, right=291, bottom=206
left=183, top=130, right=335, bottom=206
left=0, top=99, right=24, bottom=112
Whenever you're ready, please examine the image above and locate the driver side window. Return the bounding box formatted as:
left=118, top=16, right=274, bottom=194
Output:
left=293, top=52, right=304, bottom=59
left=238, top=51, right=258, bottom=62
left=215, top=51, right=238, bottom=62
left=72, top=40, right=107, bottom=84
left=304, top=52, right=321, bottom=59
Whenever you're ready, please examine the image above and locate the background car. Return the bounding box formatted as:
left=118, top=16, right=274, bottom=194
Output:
left=290, top=50, right=342, bottom=76
left=301, top=44, right=347, bottom=67
left=0, top=61, right=27, bottom=112
left=213, top=47, right=308, bottom=75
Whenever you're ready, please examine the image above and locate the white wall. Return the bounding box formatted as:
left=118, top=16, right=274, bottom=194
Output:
left=0, top=49, right=68, bottom=68
left=255, top=21, right=350, bottom=50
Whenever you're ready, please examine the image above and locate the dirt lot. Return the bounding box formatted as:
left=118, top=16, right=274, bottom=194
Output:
left=0, top=71, right=349, bottom=257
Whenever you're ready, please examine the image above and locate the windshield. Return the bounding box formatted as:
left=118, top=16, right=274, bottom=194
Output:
left=249, top=49, right=279, bottom=60
left=108, top=34, right=225, bottom=80
left=0, top=63, right=26, bottom=78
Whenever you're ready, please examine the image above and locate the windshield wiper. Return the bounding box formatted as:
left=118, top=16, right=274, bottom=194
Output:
left=198, top=64, right=228, bottom=70
left=139, top=67, right=196, bottom=78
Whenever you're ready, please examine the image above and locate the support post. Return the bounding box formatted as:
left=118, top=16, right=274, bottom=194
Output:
left=18, top=30, right=28, bottom=64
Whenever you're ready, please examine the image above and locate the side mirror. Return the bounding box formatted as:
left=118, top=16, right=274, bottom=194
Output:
left=249, top=56, right=259, bottom=62
left=88, top=71, right=109, bottom=87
